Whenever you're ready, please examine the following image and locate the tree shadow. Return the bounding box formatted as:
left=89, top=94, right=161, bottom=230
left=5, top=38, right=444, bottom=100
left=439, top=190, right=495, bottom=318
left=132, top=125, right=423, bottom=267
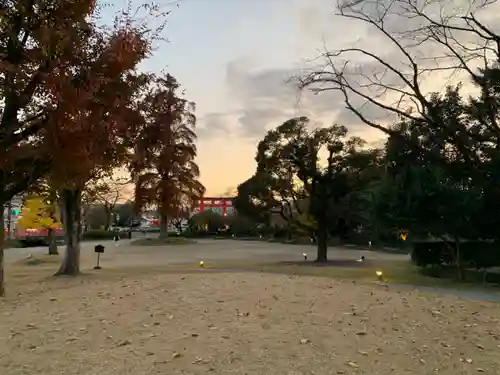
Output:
left=276, top=259, right=375, bottom=268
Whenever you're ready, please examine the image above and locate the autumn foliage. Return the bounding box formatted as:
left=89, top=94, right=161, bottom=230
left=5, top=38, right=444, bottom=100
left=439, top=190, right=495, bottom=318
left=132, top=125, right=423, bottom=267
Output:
left=0, top=0, right=99, bottom=203
left=131, top=74, right=205, bottom=236
left=0, top=1, right=196, bottom=293
left=0, top=0, right=176, bottom=289
left=17, top=197, right=60, bottom=230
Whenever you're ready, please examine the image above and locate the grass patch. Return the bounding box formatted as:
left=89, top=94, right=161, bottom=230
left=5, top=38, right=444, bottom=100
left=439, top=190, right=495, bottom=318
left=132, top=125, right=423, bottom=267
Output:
left=130, top=236, right=196, bottom=246
left=202, top=259, right=500, bottom=292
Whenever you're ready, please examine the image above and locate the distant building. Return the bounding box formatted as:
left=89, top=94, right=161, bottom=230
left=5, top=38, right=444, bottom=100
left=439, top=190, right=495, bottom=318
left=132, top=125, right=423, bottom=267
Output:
left=193, top=197, right=234, bottom=216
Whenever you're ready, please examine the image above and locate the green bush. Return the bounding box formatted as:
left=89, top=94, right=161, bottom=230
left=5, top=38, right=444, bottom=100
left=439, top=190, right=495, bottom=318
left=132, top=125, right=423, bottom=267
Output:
left=272, top=227, right=290, bottom=239
left=412, top=242, right=442, bottom=267
left=81, top=230, right=118, bottom=241
left=411, top=240, right=500, bottom=269
left=460, top=241, right=500, bottom=269
left=131, top=237, right=195, bottom=246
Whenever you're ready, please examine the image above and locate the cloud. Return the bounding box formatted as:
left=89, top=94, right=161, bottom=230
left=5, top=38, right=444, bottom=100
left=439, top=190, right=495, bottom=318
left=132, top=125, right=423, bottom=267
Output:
left=196, top=112, right=233, bottom=138
left=199, top=0, right=493, bottom=143
left=198, top=55, right=393, bottom=144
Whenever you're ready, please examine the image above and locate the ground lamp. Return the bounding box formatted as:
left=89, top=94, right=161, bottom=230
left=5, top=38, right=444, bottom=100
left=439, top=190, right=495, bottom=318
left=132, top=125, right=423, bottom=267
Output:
left=199, top=261, right=204, bottom=268
left=94, top=244, right=104, bottom=269
left=375, top=270, right=384, bottom=282
left=303, top=253, right=307, bottom=260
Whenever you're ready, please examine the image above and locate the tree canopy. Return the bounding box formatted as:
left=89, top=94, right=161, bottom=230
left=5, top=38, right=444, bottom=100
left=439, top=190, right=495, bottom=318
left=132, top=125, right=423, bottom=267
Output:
left=131, top=74, right=205, bottom=238
left=236, top=116, right=380, bottom=261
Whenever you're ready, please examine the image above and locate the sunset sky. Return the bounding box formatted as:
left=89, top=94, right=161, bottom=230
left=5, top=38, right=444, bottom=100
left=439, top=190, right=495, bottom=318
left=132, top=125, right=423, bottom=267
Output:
left=107, top=0, right=492, bottom=196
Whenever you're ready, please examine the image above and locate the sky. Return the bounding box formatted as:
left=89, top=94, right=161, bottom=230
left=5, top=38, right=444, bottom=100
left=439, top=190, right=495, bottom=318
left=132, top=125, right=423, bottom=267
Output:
left=105, top=0, right=497, bottom=196
left=105, top=0, right=376, bottom=196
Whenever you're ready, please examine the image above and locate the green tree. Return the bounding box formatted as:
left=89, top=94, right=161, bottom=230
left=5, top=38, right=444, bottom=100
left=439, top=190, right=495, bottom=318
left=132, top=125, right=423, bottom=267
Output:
left=233, top=174, right=272, bottom=225
left=86, top=205, right=108, bottom=229
left=252, top=116, right=371, bottom=261
left=371, top=86, right=500, bottom=278
left=114, top=201, right=135, bottom=227
left=190, top=211, right=227, bottom=232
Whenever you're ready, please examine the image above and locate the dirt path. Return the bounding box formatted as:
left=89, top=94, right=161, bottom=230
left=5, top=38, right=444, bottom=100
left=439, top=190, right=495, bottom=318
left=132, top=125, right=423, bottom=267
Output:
left=1, top=272, right=499, bottom=374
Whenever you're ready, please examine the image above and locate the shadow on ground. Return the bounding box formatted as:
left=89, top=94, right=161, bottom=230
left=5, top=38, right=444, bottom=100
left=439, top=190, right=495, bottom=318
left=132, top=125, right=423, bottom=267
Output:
left=275, top=259, right=374, bottom=268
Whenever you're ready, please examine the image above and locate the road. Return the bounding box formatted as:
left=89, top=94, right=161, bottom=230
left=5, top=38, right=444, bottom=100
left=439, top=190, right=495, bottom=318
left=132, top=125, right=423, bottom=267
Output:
left=4, top=238, right=408, bottom=268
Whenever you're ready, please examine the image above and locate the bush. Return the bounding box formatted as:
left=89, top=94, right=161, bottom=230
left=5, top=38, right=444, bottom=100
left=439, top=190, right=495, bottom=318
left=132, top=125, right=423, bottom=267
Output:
left=16, top=237, right=49, bottom=247
left=81, top=229, right=118, bottom=241
left=131, top=237, right=195, bottom=246
left=272, top=227, right=290, bottom=239
left=4, top=238, right=22, bottom=248
left=460, top=241, right=500, bottom=269
left=411, top=241, right=448, bottom=267
left=411, top=240, right=500, bottom=269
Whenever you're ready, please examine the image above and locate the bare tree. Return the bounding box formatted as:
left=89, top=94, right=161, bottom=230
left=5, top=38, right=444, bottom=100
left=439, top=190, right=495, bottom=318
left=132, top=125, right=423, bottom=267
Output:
left=298, top=0, right=500, bottom=141
left=84, top=177, right=130, bottom=230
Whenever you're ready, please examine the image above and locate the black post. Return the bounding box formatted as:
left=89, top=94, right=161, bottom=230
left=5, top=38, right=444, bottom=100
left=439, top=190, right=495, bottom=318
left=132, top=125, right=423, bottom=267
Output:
left=94, top=244, right=104, bottom=270
left=94, top=253, right=101, bottom=270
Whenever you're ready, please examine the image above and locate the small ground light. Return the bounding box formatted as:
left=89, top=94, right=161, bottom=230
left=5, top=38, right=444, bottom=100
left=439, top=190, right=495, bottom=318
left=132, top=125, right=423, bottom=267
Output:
left=303, top=253, right=307, bottom=260
left=376, top=270, right=384, bottom=281
left=199, top=261, right=204, bottom=267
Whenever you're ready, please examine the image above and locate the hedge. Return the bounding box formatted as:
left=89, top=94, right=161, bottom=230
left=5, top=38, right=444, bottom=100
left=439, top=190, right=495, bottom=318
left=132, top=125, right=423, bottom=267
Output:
left=411, top=240, right=500, bottom=269
left=81, top=230, right=118, bottom=241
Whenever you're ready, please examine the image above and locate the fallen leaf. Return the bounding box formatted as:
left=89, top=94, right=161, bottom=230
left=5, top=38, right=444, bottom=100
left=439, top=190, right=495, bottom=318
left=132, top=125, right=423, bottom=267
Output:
left=347, top=361, right=358, bottom=368
left=117, top=340, right=131, bottom=347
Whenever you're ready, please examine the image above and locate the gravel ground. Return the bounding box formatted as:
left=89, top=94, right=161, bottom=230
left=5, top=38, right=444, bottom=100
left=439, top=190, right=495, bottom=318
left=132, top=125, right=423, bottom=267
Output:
left=1, top=271, right=500, bottom=375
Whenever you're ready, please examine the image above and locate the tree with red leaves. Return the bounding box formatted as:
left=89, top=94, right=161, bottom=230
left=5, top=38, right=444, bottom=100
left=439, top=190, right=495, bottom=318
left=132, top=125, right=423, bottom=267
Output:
left=45, top=25, right=152, bottom=275
left=0, top=0, right=99, bottom=296
left=131, top=74, right=205, bottom=238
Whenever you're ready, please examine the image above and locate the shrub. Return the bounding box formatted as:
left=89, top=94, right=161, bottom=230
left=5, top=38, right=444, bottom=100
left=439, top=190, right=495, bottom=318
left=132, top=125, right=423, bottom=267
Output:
left=411, top=241, right=450, bottom=267
left=4, top=238, right=23, bottom=248
left=461, top=241, right=500, bottom=269
left=272, top=227, right=290, bottom=239
left=81, top=229, right=118, bottom=241
left=16, top=237, right=48, bottom=247
left=411, top=240, right=500, bottom=269
left=131, top=237, right=195, bottom=246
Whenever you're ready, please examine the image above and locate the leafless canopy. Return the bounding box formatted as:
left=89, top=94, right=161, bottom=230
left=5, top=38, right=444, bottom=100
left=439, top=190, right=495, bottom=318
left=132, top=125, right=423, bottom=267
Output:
left=298, top=0, right=500, bottom=135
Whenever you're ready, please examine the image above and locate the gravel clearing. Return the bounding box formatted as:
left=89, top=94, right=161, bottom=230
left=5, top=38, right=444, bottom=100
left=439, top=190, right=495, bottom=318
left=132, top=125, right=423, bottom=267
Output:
left=1, top=272, right=500, bottom=374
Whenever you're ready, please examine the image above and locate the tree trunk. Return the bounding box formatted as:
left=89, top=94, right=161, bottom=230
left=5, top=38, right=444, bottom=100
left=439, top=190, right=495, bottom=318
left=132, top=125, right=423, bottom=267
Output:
left=159, top=214, right=168, bottom=238
left=47, top=228, right=59, bottom=255
left=6, top=200, right=11, bottom=240
left=454, top=240, right=465, bottom=281
left=0, top=203, right=5, bottom=296
left=316, top=218, right=328, bottom=262
left=104, top=205, right=112, bottom=230
left=55, top=188, right=82, bottom=276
